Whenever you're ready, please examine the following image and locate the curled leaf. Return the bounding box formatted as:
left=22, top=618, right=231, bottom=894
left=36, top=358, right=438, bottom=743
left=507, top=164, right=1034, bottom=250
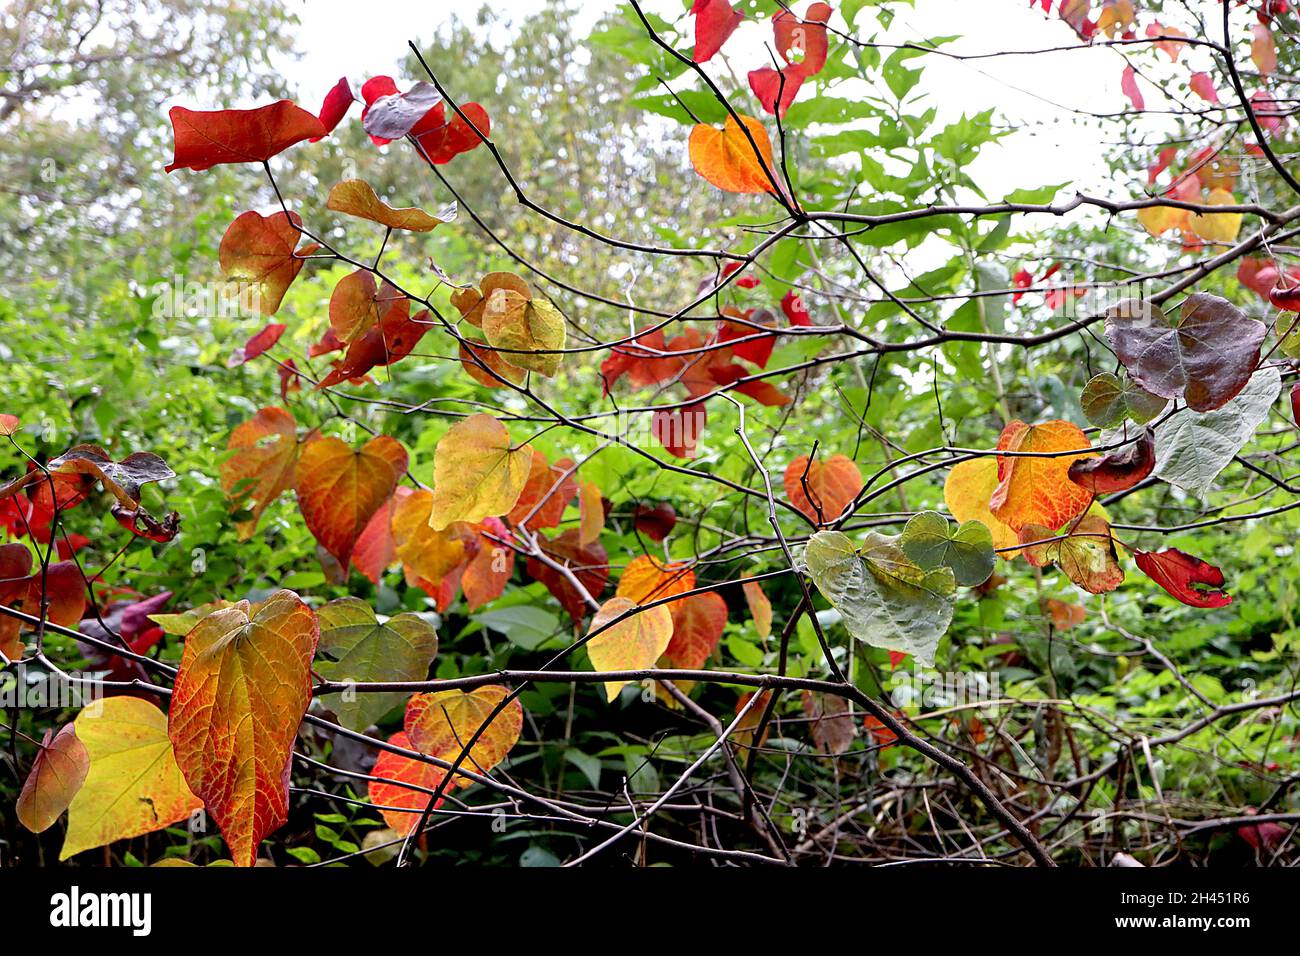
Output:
left=1134, top=548, right=1231, bottom=608
left=1068, top=428, right=1156, bottom=494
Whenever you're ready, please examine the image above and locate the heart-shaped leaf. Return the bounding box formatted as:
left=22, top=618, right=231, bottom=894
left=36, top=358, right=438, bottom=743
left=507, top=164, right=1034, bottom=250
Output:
left=662, top=591, right=727, bottom=669
left=405, top=686, right=523, bottom=785
left=1134, top=548, right=1232, bottom=608
left=688, top=114, right=776, bottom=194
left=990, top=420, right=1095, bottom=533
left=61, top=697, right=202, bottom=861
left=367, top=731, right=447, bottom=834
left=803, top=529, right=955, bottom=667
left=1104, top=295, right=1266, bottom=412
left=221, top=407, right=302, bottom=540
left=586, top=596, right=675, bottom=701
left=1068, top=428, right=1156, bottom=494
left=169, top=589, right=319, bottom=867
left=1080, top=371, right=1167, bottom=428
left=783, top=453, right=863, bottom=524
left=429, top=414, right=533, bottom=530
left=943, top=458, right=1021, bottom=557
left=315, top=597, right=439, bottom=732
left=899, top=510, right=995, bottom=587
left=1018, top=515, right=1124, bottom=594
left=294, top=434, right=407, bottom=568
left=219, top=210, right=315, bottom=315
left=17, top=723, right=88, bottom=834
left=479, top=280, right=567, bottom=378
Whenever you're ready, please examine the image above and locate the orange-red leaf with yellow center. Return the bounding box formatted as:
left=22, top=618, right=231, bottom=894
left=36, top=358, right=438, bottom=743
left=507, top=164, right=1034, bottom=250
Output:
left=989, top=420, right=1095, bottom=533
left=219, top=210, right=315, bottom=316
left=390, top=488, right=471, bottom=585
left=294, top=434, right=407, bottom=568
left=367, top=731, right=447, bottom=834
left=663, top=591, right=727, bottom=670
left=168, top=589, right=319, bottom=867
left=405, top=686, right=523, bottom=787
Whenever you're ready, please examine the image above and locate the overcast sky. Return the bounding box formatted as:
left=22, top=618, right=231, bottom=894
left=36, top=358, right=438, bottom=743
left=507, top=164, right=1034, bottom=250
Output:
left=280, top=0, right=1160, bottom=199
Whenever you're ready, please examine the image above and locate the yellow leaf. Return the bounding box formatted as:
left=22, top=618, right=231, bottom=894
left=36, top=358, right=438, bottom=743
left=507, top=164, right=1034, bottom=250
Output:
left=578, top=479, right=605, bottom=546
left=61, top=697, right=202, bottom=861
left=943, top=458, right=1021, bottom=559
left=742, top=580, right=772, bottom=639
left=390, top=488, right=470, bottom=583
left=429, top=414, right=533, bottom=530
left=480, top=285, right=567, bottom=378
left=326, top=179, right=456, bottom=232
left=1191, top=188, right=1242, bottom=244
left=587, top=596, right=675, bottom=701
left=989, top=420, right=1095, bottom=534
left=1137, top=204, right=1188, bottom=237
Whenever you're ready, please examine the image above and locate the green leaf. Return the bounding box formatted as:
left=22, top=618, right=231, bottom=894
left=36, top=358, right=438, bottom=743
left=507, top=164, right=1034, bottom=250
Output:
left=899, top=510, right=995, bottom=587
left=314, top=597, right=439, bottom=732
left=802, top=530, right=956, bottom=667
left=478, top=605, right=560, bottom=650
left=1081, top=371, right=1168, bottom=428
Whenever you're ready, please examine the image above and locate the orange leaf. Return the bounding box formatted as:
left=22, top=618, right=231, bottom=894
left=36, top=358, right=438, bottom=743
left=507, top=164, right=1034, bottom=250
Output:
left=507, top=450, right=577, bottom=531
left=616, top=555, right=696, bottom=604
left=164, top=100, right=325, bottom=173
left=219, top=210, right=315, bottom=316
left=688, top=115, right=777, bottom=194
left=578, top=480, right=605, bottom=546
left=587, top=596, right=675, bottom=701
left=527, top=530, right=609, bottom=622
left=293, top=434, right=407, bottom=568
left=461, top=517, right=514, bottom=610
left=221, top=406, right=302, bottom=540
left=391, top=488, right=471, bottom=585
left=742, top=580, right=772, bottom=639
left=326, top=179, right=456, bottom=232
left=663, top=591, right=727, bottom=670
left=367, top=731, right=447, bottom=834
left=989, top=420, right=1094, bottom=532
left=168, top=590, right=319, bottom=867
left=17, top=723, right=88, bottom=833
left=783, top=454, right=863, bottom=524
left=405, top=685, right=523, bottom=786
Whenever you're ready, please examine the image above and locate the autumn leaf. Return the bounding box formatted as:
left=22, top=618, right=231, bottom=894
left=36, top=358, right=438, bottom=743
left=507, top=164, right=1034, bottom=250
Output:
left=361, top=80, right=444, bottom=142
left=898, top=510, right=996, bottom=587
left=1080, top=371, right=1167, bottom=427
left=0, top=414, right=19, bottom=436
left=391, top=488, right=470, bottom=584
left=0, top=545, right=88, bottom=660
left=459, top=337, right=527, bottom=388
left=326, top=179, right=456, bottom=232
left=17, top=723, right=88, bottom=833
left=46, top=444, right=174, bottom=508
left=783, top=453, right=863, bottom=524
left=507, top=450, right=577, bottom=531
left=803, top=691, right=857, bottom=755
left=451, top=272, right=531, bottom=328
left=662, top=591, right=727, bottom=670
left=429, top=414, right=533, bottom=530
left=294, top=434, right=407, bottom=568
left=633, top=502, right=677, bottom=541
left=587, top=596, right=675, bottom=701
left=944, top=458, right=1021, bottom=557
left=221, top=406, right=302, bottom=539
left=312, top=76, right=355, bottom=141
left=60, top=697, right=202, bottom=861
left=691, top=0, right=743, bottom=63
left=1134, top=548, right=1232, bottom=608
left=1252, top=23, right=1277, bottom=76
left=479, top=278, right=567, bottom=378
left=1104, top=295, right=1266, bottom=412
left=461, top=517, right=514, bottom=610
left=219, top=210, right=315, bottom=315
left=747, top=2, right=832, bottom=116
left=329, top=270, right=386, bottom=344
left=1189, top=72, right=1220, bottom=104
left=317, top=304, right=432, bottom=388
left=413, top=102, right=491, bottom=164
left=367, top=732, right=447, bottom=834
left=989, top=420, right=1095, bottom=533
left=169, top=590, right=319, bottom=867
left=617, top=555, right=696, bottom=604
left=578, top=480, right=605, bottom=546
left=1068, top=428, right=1156, bottom=494
left=743, top=580, right=772, bottom=639
left=164, top=100, right=325, bottom=172
left=405, top=686, right=523, bottom=785
left=227, top=322, right=286, bottom=368
left=689, top=115, right=777, bottom=194
left=1120, top=65, right=1144, bottom=111
left=1190, top=188, right=1243, bottom=243
left=315, top=597, right=439, bottom=732
left=527, top=530, right=609, bottom=622
left=1019, top=515, right=1125, bottom=594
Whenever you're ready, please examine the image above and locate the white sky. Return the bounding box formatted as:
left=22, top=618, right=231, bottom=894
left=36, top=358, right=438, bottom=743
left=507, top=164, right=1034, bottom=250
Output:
left=280, top=0, right=1150, bottom=199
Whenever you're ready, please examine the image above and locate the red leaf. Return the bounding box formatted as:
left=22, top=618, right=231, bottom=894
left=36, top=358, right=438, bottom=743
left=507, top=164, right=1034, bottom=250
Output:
left=317, top=306, right=432, bottom=389
left=278, top=359, right=303, bottom=400
left=781, top=289, right=812, bottom=326
left=1120, top=65, right=1144, bottom=111
left=633, top=503, right=677, bottom=542
left=1147, top=145, right=1177, bottom=185
left=227, top=322, right=286, bottom=368
left=1068, top=427, right=1155, bottom=494
left=748, top=66, right=807, bottom=118
left=692, top=0, right=743, bottom=63
left=1189, top=72, right=1220, bottom=105
left=652, top=403, right=707, bottom=458
left=1291, top=382, right=1299, bottom=429
left=312, top=77, right=355, bottom=141
left=164, top=101, right=326, bottom=173
left=527, top=530, right=609, bottom=622
left=599, top=327, right=667, bottom=396
left=1134, top=548, right=1232, bottom=608
left=414, top=103, right=490, bottom=164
